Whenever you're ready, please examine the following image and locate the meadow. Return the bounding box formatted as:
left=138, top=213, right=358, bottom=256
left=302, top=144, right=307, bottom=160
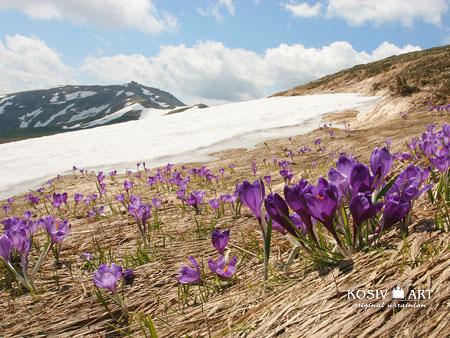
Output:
left=1, top=101, right=450, bottom=337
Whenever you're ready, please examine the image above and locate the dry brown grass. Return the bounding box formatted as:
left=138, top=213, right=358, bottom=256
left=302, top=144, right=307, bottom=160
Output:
left=1, top=103, right=450, bottom=338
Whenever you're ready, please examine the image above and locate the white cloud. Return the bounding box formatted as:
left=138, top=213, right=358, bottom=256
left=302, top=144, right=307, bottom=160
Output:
left=0, top=35, right=76, bottom=94
left=198, top=0, right=235, bottom=22
left=284, top=1, right=323, bottom=18
left=79, top=40, right=421, bottom=105
left=325, top=0, right=449, bottom=27
left=0, top=34, right=422, bottom=103
left=0, top=0, right=178, bottom=34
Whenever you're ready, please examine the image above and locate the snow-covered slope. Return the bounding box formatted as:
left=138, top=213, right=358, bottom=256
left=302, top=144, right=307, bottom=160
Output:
left=0, top=93, right=381, bottom=199
left=0, top=82, right=185, bottom=134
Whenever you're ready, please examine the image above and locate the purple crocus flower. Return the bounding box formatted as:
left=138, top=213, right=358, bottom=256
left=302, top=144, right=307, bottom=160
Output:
left=211, top=229, right=230, bottom=255
left=264, top=213, right=286, bottom=235
left=82, top=252, right=92, bottom=261
left=283, top=179, right=316, bottom=238
left=123, top=268, right=134, bottom=280
left=0, top=234, right=13, bottom=261
left=94, top=263, right=123, bottom=293
left=152, top=198, right=162, bottom=209
left=219, top=168, right=225, bottom=175
left=288, top=213, right=307, bottom=235
left=124, top=180, right=134, bottom=193
left=87, top=206, right=104, bottom=218
left=395, top=152, right=412, bottom=162
left=74, top=193, right=84, bottom=204
left=208, top=255, right=237, bottom=278
left=7, top=198, right=14, bottom=204
left=115, top=193, right=125, bottom=204
left=237, top=179, right=265, bottom=224
left=185, top=190, right=205, bottom=213
left=123, top=269, right=135, bottom=284
left=3, top=205, right=10, bottom=216
left=128, top=199, right=152, bottom=230
left=208, top=198, right=220, bottom=212
left=378, top=195, right=410, bottom=232
left=279, top=169, right=293, bottom=183
left=328, top=154, right=355, bottom=198
left=370, top=147, right=394, bottom=190
left=97, top=173, right=105, bottom=183
left=25, top=193, right=40, bottom=205
left=387, top=165, right=432, bottom=202
left=176, top=188, right=186, bottom=200
left=303, top=178, right=340, bottom=240
left=220, top=194, right=229, bottom=205
left=23, top=210, right=32, bottom=220
left=350, top=163, right=373, bottom=194
left=349, top=192, right=383, bottom=230
left=51, top=199, right=62, bottom=209
left=1, top=217, right=26, bottom=233
left=8, top=228, right=31, bottom=256
left=175, top=256, right=203, bottom=284
left=431, top=154, right=450, bottom=173
left=40, top=216, right=71, bottom=244
left=264, top=193, right=298, bottom=237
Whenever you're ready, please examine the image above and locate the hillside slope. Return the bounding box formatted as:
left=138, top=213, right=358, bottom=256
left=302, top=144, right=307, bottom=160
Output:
left=272, top=45, right=450, bottom=127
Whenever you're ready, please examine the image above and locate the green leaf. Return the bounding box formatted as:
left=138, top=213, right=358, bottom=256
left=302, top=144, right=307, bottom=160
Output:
left=375, top=174, right=399, bottom=202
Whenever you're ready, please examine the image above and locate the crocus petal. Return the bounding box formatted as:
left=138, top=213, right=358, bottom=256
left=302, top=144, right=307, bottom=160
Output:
left=211, top=229, right=230, bottom=255
left=0, top=234, right=13, bottom=261
left=350, top=163, right=373, bottom=194
left=237, top=179, right=265, bottom=223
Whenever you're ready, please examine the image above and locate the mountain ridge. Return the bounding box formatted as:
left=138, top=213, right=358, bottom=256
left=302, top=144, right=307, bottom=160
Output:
left=0, top=81, right=186, bottom=139
left=271, top=44, right=450, bottom=127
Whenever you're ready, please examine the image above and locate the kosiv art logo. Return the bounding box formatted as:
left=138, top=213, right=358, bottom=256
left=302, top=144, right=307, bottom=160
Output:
left=347, top=282, right=433, bottom=309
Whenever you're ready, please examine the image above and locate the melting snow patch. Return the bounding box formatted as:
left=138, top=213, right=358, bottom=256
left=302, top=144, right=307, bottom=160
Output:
left=116, top=90, right=124, bottom=96
left=125, top=91, right=135, bottom=97
left=0, top=94, right=383, bottom=199
left=19, top=108, right=44, bottom=128
left=49, top=93, right=60, bottom=103
left=81, top=103, right=144, bottom=128
left=65, top=91, right=97, bottom=101
left=34, top=104, right=75, bottom=127
left=68, top=104, right=110, bottom=123
left=141, top=88, right=153, bottom=96
left=0, top=96, right=15, bottom=116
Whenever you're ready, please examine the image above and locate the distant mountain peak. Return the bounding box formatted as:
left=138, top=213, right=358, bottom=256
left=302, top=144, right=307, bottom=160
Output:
left=0, top=83, right=186, bottom=137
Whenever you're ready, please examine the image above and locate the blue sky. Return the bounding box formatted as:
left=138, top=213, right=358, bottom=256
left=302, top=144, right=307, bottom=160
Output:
left=0, top=0, right=449, bottom=105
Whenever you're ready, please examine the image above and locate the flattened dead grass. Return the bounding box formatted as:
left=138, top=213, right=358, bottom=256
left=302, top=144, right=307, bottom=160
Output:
left=1, top=105, right=450, bottom=338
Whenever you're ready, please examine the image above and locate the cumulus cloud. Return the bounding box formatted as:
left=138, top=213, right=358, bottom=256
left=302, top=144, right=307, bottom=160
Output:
left=80, top=40, right=421, bottom=105
left=284, top=1, right=323, bottom=18
left=0, top=0, right=178, bottom=34
left=0, top=35, right=76, bottom=94
left=198, top=0, right=235, bottom=22
left=0, top=34, right=422, bottom=103
left=325, top=0, right=449, bottom=27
